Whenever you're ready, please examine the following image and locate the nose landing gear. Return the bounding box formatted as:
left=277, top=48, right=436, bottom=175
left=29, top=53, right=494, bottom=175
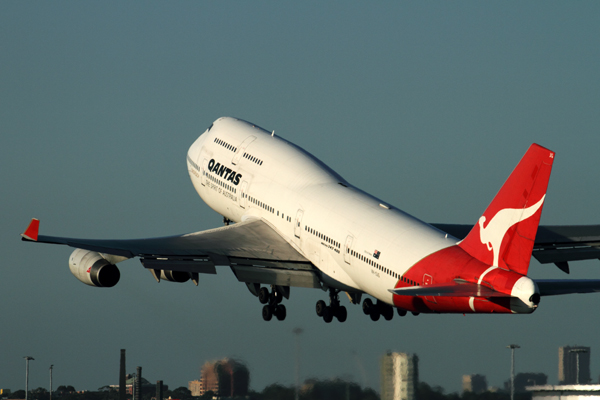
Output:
left=316, top=289, right=347, bottom=323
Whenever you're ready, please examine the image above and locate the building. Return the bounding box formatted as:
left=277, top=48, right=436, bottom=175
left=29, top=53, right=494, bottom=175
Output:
left=381, top=352, right=418, bottom=400
left=462, top=374, right=487, bottom=394
left=559, top=346, right=591, bottom=384
left=109, top=375, right=165, bottom=395
left=527, top=385, right=600, bottom=400
left=192, top=358, right=249, bottom=397
left=188, top=380, right=202, bottom=397
left=504, top=373, right=548, bottom=393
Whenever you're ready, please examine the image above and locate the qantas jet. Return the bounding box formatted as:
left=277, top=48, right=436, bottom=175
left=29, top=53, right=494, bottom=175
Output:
left=21, top=117, right=600, bottom=322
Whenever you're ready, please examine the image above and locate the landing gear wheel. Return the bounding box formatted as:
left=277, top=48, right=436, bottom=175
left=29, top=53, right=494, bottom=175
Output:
left=382, top=306, right=394, bottom=321
left=323, top=307, right=333, bottom=323
left=274, top=291, right=283, bottom=304
left=275, top=304, right=287, bottom=321
left=411, top=311, right=420, bottom=316
left=370, top=308, right=381, bottom=321
left=316, top=300, right=327, bottom=317
left=258, top=287, right=270, bottom=304
left=336, top=306, right=347, bottom=322
left=362, top=298, right=374, bottom=315
left=397, top=308, right=407, bottom=317
left=262, top=305, right=273, bottom=321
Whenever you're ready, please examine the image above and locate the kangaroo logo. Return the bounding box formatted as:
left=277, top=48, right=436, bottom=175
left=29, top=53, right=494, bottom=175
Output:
left=478, top=195, right=545, bottom=267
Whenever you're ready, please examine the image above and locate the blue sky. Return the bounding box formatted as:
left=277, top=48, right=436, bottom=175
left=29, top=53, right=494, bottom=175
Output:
left=2, top=1, right=600, bottom=394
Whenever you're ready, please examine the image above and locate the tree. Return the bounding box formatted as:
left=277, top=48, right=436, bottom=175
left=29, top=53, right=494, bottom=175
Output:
left=199, top=391, right=214, bottom=400
left=164, top=387, right=191, bottom=400
left=261, top=384, right=295, bottom=400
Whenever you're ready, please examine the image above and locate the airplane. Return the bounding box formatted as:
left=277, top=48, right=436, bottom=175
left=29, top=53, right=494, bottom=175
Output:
left=21, top=117, right=600, bottom=322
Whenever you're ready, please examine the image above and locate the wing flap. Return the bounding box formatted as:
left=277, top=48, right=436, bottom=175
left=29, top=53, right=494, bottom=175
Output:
left=231, top=265, right=321, bottom=289
left=141, top=258, right=217, bottom=275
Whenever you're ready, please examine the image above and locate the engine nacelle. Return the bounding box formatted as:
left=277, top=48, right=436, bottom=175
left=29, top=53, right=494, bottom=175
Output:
left=160, top=270, right=190, bottom=283
left=69, top=248, right=120, bottom=287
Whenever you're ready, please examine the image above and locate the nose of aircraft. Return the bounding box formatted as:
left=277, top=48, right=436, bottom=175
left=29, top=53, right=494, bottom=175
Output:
left=187, top=127, right=211, bottom=167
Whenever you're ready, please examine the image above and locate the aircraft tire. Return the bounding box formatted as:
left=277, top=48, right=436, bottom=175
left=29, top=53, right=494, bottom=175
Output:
left=323, top=307, right=333, bottom=323
left=370, top=308, right=381, bottom=321
left=362, top=298, right=373, bottom=315
left=259, top=287, right=270, bottom=304
left=336, top=306, right=347, bottom=322
left=382, top=306, right=394, bottom=321
left=397, top=308, right=407, bottom=317
left=411, top=311, right=420, bottom=316
left=275, top=291, right=283, bottom=304
left=262, top=305, right=273, bottom=321
left=316, top=300, right=327, bottom=317
left=275, top=304, right=287, bottom=321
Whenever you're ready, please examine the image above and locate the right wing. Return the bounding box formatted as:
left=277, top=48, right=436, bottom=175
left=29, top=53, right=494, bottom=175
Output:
left=21, top=218, right=321, bottom=289
left=432, top=223, right=600, bottom=273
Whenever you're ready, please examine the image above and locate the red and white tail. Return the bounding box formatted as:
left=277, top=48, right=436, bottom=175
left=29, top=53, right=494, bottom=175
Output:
left=458, top=144, right=555, bottom=275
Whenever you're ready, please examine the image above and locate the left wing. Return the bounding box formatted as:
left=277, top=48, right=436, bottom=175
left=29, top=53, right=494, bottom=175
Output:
left=21, top=218, right=321, bottom=289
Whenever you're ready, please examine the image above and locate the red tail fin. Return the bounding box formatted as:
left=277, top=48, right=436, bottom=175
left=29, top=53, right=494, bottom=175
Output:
left=458, top=144, right=554, bottom=275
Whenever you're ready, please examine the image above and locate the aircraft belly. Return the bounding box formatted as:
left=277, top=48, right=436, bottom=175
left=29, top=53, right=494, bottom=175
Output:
left=318, top=247, right=360, bottom=290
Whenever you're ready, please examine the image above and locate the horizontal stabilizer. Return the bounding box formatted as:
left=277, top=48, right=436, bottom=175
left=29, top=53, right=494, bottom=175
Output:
left=536, top=279, right=600, bottom=296
left=389, top=279, right=511, bottom=298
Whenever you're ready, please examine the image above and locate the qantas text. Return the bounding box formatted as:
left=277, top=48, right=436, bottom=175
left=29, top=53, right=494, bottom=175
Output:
left=208, top=159, right=242, bottom=185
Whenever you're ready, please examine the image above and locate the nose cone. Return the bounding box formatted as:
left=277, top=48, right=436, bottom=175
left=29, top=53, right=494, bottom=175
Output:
left=510, top=276, right=540, bottom=313
left=188, top=132, right=206, bottom=163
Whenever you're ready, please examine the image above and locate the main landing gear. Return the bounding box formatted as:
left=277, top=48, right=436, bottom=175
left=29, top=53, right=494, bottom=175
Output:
left=361, top=298, right=420, bottom=321
left=316, top=289, right=347, bottom=323
left=259, top=286, right=287, bottom=321
left=362, top=298, right=395, bottom=321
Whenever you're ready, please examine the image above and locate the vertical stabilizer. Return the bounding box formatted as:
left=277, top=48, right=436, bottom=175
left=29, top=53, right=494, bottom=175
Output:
left=458, top=144, right=554, bottom=275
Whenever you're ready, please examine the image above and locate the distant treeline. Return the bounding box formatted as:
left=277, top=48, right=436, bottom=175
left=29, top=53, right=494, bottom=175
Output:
left=3, top=381, right=534, bottom=400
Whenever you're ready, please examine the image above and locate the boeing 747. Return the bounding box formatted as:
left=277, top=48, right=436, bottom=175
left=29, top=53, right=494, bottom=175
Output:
left=21, top=117, right=600, bottom=322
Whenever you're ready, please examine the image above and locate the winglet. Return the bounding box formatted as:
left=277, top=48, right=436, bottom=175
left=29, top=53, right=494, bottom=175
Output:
left=21, top=218, right=40, bottom=241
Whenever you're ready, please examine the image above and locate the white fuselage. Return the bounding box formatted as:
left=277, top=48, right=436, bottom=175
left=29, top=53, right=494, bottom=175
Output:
left=186, top=117, right=455, bottom=304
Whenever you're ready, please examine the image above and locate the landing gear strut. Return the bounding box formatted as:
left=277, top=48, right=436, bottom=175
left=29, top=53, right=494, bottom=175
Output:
left=259, top=285, right=287, bottom=321
left=316, top=289, right=347, bottom=323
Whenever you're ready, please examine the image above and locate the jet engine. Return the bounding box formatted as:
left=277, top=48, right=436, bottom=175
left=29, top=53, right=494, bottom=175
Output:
left=69, top=248, right=120, bottom=287
left=159, top=270, right=190, bottom=283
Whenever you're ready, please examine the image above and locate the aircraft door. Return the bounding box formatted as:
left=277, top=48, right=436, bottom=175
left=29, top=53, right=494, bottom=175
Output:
left=201, top=159, right=209, bottom=186
left=239, top=181, right=248, bottom=209
left=294, top=209, right=304, bottom=238
left=344, top=235, right=353, bottom=264
left=232, top=136, right=257, bottom=165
